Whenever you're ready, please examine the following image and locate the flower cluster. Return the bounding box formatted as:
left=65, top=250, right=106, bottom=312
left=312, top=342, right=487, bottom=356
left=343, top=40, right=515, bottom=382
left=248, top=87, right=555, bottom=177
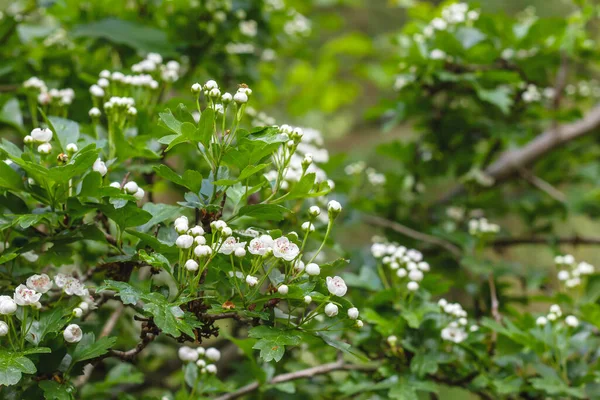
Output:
left=178, top=345, right=220, bottom=374
left=467, top=217, right=500, bottom=237
left=420, top=3, right=479, bottom=39
left=555, top=255, right=594, bottom=288
left=438, top=299, right=478, bottom=343
left=23, top=77, right=75, bottom=116
left=535, top=304, right=579, bottom=328
left=109, top=179, right=145, bottom=201
left=344, top=161, right=386, bottom=186
left=371, top=238, right=429, bottom=291
left=1, top=273, right=91, bottom=347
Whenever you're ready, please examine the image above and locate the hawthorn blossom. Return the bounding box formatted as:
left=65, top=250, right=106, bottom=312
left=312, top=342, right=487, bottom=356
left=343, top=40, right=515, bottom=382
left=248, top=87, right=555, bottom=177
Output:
left=205, top=347, right=221, bottom=361
left=63, top=324, right=83, bottom=343
left=218, top=236, right=246, bottom=255
left=246, top=275, right=258, bottom=286
left=93, top=158, right=107, bottom=176
left=348, top=307, right=359, bottom=319
left=324, top=303, right=339, bottom=317
left=277, top=285, right=289, bottom=295
left=305, top=263, right=320, bottom=276
left=326, top=276, right=347, bottom=297
left=14, top=284, right=42, bottom=306
left=176, top=235, right=194, bottom=249
left=0, top=321, right=8, bottom=336
left=26, top=274, right=53, bottom=293
left=31, top=128, right=53, bottom=143
left=272, top=236, right=300, bottom=261
left=0, top=296, right=17, bottom=314
left=565, top=315, right=579, bottom=327
left=441, top=325, right=467, bottom=343
left=178, top=346, right=199, bottom=362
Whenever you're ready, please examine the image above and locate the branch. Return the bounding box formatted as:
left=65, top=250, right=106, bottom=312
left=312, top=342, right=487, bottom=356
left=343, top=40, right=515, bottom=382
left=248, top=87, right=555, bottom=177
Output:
left=363, top=214, right=462, bottom=257
left=438, top=103, right=600, bottom=203
left=492, top=236, right=600, bottom=248
left=213, top=360, right=376, bottom=400
left=518, top=168, right=566, bottom=203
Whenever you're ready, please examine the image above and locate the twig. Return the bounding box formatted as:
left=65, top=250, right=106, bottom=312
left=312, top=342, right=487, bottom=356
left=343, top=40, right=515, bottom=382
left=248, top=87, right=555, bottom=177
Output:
left=364, top=214, right=461, bottom=257
left=437, top=103, right=600, bottom=203
left=492, top=236, right=600, bottom=248
left=213, top=360, right=376, bottom=400
left=488, top=274, right=501, bottom=323
left=518, top=168, right=566, bottom=203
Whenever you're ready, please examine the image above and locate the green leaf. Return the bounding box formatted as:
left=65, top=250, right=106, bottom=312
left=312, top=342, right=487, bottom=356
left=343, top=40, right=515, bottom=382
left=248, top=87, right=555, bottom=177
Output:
left=39, top=380, right=75, bottom=400
left=98, top=280, right=145, bottom=305
left=0, top=97, right=24, bottom=132
left=197, top=108, right=215, bottom=146
left=236, top=204, right=291, bottom=221
left=410, top=353, right=439, bottom=377
left=48, top=117, right=79, bottom=153
left=314, top=331, right=369, bottom=361
left=71, top=333, right=117, bottom=363
left=475, top=86, right=513, bottom=114
left=0, top=161, right=24, bottom=191
left=248, top=326, right=302, bottom=362
left=153, top=165, right=202, bottom=193
left=138, top=203, right=182, bottom=233
left=26, top=307, right=69, bottom=346
left=0, top=347, right=50, bottom=386
left=158, top=109, right=183, bottom=135
left=72, top=18, right=175, bottom=55
left=214, top=163, right=270, bottom=186
left=98, top=202, right=152, bottom=229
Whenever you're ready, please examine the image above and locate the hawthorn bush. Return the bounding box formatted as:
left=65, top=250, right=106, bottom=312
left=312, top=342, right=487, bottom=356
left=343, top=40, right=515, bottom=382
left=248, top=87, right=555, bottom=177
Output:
left=2, top=1, right=600, bottom=400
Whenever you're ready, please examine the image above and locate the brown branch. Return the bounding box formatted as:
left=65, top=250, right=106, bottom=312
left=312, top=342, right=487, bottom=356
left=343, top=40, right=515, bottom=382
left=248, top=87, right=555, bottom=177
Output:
left=518, top=168, right=566, bottom=203
left=492, top=236, right=600, bottom=248
left=438, top=103, right=600, bottom=203
left=364, top=214, right=462, bottom=257
left=213, top=360, right=377, bottom=400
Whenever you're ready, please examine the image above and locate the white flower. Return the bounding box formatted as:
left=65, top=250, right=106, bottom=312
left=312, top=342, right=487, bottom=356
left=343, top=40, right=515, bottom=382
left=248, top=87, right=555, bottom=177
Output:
left=31, top=127, right=53, bottom=143
left=301, top=222, right=315, bottom=232
left=26, top=274, right=53, bottom=293
left=547, top=313, right=557, bottom=321
left=178, top=346, right=199, bottom=362
left=327, top=200, right=342, bottom=214
left=565, top=315, right=579, bottom=328
left=431, top=18, right=447, bottom=30
left=194, top=245, right=212, bottom=257
left=438, top=299, right=448, bottom=307
left=54, top=274, right=69, bottom=288
left=324, top=303, right=339, bottom=317
left=185, top=259, right=199, bottom=271
left=204, top=80, right=218, bottom=90
left=205, top=347, right=221, bottom=361
left=90, top=84, right=104, bottom=97
left=326, top=276, right=347, bottom=297
left=566, top=277, right=581, bottom=288
left=196, top=359, right=206, bottom=368
left=66, top=143, right=78, bottom=153
left=195, top=236, right=206, bottom=245
left=549, top=304, right=562, bottom=317
left=248, top=235, right=274, bottom=256
left=277, top=285, right=289, bottom=295
left=211, top=220, right=227, bottom=231
left=72, top=308, right=83, bottom=318
left=407, top=281, right=419, bottom=291
left=306, top=263, right=320, bottom=276
left=206, top=364, right=217, bottom=374
left=246, top=275, right=258, bottom=286
left=396, top=268, right=407, bottom=278
left=89, top=107, right=101, bottom=118
left=63, top=278, right=87, bottom=296
left=441, top=326, right=467, bottom=343
left=176, top=234, right=194, bottom=249
left=272, top=237, right=300, bottom=261
left=234, top=247, right=246, bottom=257
left=63, top=324, right=83, bottom=343
left=133, top=188, right=145, bottom=201
left=536, top=316, right=548, bottom=326
left=38, top=143, right=52, bottom=154
left=470, top=325, right=479, bottom=332
left=347, top=307, right=359, bottom=319
left=387, top=335, right=398, bottom=345
left=218, top=236, right=246, bottom=255
left=0, top=296, right=17, bottom=315
left=356, top=320, right=364, bottom=328
left=196, top=347, right=205, bottom=356
left=458, top=317, right=467, bottom=326
left=576, top=261, right=594, bottom=275
left=124, top=181, right=139, bottom=194
left=14, top=284, right=42, bottom=306
left=191, top=83, right=202, bottom=93
left=304, top=295, right=312, bottom=304
left=175, top=216, right=189, bottom=234
left=189, top=226, right=204, bottom=236
left=0, top=321, right=8, bottom=336
left=93, top=158, right=107, bottom=176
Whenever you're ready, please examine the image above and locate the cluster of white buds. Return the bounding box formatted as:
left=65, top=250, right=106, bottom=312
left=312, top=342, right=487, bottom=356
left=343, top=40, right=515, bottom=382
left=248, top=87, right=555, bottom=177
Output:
left=23, top=77, right=75, bottom=108
left=103, top=96, right=137, bottom=116
left=565, top=80, right=600, bottom=98
left=438, top=299, right=478, bottom=343
left=536, top=304, right=579, bottom=328
left=234, top=84, right=252, bottom=104
left=109, top=180, right=145, bottom=201
left=23, top=77, right=47, bottom=93
left=161, top=60, right=181, bottom=83
left=371, top=239, right=428, bottom=291
left=421, top=3, right=479, bottom=38
left=283, top=10, right=311, bottom=36
left=555, top=255, right=594, bottom=288
left=344, top=161, right=366, bottom=175
left=25, top=127, right=54, bottom=155
left=522, top=84, right=542, bottom=103
left=239, top=19, right=258, bottom=37
left=468, top=217, right=500, bottom=236
left=178, top=346, right=219, bottom=374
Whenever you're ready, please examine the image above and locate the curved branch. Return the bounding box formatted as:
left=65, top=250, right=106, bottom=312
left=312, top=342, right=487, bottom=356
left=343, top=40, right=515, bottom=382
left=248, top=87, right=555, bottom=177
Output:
left=492, top=236, right=600, bottom=248
left=438, top=103, right=600, bottom=203
left=213, top=360, right=376, bottom=400
left=363, top=214, right=462, bottom=257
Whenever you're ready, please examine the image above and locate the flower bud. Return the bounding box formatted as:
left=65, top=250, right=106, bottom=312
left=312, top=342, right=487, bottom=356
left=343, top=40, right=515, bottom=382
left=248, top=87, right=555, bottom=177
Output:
left=206, top=364, right=217, bottom=374
left=93, top=158, right=107, bottom=176
left=233, top=91, right=248, bottom=104
left=565, top=315, right=579, bottom=328
left=304, top=295, right=312, bottom=304
left=63, top=324, right=83, bottom=343
left=194, top=245, right=212, bottom=257
left=221, top=92, right=232, bottom=104
left=356, top=320, right=364, bottom=328
left=305, top=263, right=320, bottom=276
left=204, top=80, right=218, bottom=90
left=189, top=226, right=204, bottom=236
left=302, top=154, right=313, bottom=169
left=72, top=308, right=83, bottom=318
left=123, top=181, right=139, bottom=194
left=387, top=335, right=398, bottom=345
left=133, top=188, right=145, bottom=201
left=38, top=143, right=52, bottom=154
left=195, top=236, right=207, bottom=245
left=0, top=296, right=17, bottom=315
left=308, top=206, right=321, bottom=217
left=536, top=316, right=548, bottom=326
left=277, top=284, right=289, bottom=295
left=327, top=200, right=342, bottom=220
left=31, top=127, right=53, bottom=143
left=407, top=281, right=419, bottom=291
left=66, top=143, right=78, bottom=153
left=222, top=227, right=232, bottom=237
left=209, top=88, right=221, bottom=98
left=0, top=321, right=8, bottom=336
left=176, top=235, right=194, bottom=249
left=78, top=302, right=89, bottom=312
left=205, top=347, right=221, bottom=361
left=196, top=359, right=206, bottom=368
left=24, top=135, right=33, bottom=144
left=301, top=222, right=314, bottom=232
left=347, top=307, right=359, bottom=320
left=324, top=303, right=338, bottom=317
left=246, top=275, right=258, bottom=286
left=234, top=247, right=246, bottom=257
left=191, top=83, right=202, bottom=93
left=185, top=259, right=199, bottom=272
